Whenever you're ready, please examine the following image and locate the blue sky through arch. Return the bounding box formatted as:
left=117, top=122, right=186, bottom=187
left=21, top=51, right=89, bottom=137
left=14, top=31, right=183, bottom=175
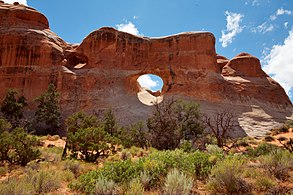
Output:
left=137, top=74, right=164, bottom=92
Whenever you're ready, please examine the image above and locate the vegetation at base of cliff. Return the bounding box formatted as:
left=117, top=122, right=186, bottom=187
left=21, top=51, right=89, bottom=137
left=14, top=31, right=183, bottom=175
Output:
left=0, top=87, right=293, bottom=194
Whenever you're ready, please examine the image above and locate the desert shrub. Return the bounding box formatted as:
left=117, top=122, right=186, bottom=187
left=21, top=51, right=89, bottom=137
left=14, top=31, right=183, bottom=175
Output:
left=139, top=171, right=152, bottom=190
left=147, top=99, right=203, bottom=150
left=163, top=169, right=193, bottom=195
left=0, top=166, right=8, bottom=176
left=125, top=178, right=145, bottom=195
left=255, top=174, right=276, bottom=191
left=259, top=149, right=293, bottom=180
left=29, top=170, right=61, bottom=194
left=207, top=157, right=251, bottom=194
left=61, top=169, right=75, bottom=182
left=0, top=177, right=35, bottom=195
left=0, top=118, right=12, bottom=133
left=264, top=135, right=275, bottom=142
left=179, top=140, right=195, bottom=152
left=94, top=176, right=117, bottom=195
left=71, top=149, right=213, bottom=193
left=247, top=142, right=279, bottom=157
left=0, top=128, right=40, bottom=166
left=63, top=159, right=84, bottom=177
left=277, top=137, right=293, bottom=153
left=265, top=186, right=293, bottom=195
left=40, top=146, right=63, bottom=163
left=203, top=110, right=238, bottom=147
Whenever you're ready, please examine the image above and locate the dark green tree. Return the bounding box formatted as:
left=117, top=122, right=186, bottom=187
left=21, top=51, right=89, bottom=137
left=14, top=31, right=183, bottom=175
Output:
left=0, top=126, right=40, bottom=166
left=62, top=111, right=100, bottom=158
left=0, top=89, right=27, bottom=128
left=64, top=112, right=119, bottom=162
left=147, top=98, right=203, bottom=150
left=119, top=121, right=149, bottom=149
left=103, top=109, right=118, bottom=137
left=34, top=83, right=61, bottom=135
left=67, top=126, right=118, bottom=162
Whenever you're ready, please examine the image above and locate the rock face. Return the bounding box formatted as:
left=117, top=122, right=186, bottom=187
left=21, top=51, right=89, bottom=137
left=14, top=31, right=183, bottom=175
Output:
left=0, top=3, right=292, bottom=136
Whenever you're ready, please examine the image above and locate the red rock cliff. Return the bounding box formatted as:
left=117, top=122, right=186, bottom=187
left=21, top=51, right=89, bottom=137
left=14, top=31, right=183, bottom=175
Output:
left=0, top=3, right=292, bottom=135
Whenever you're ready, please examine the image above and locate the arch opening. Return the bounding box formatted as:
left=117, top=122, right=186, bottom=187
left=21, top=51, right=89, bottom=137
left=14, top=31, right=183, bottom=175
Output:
left=137, top=74, right=164, bottom=106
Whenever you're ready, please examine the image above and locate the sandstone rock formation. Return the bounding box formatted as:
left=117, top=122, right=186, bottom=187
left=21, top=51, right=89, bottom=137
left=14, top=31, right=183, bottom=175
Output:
left=0, top=3, right=292, bottom=136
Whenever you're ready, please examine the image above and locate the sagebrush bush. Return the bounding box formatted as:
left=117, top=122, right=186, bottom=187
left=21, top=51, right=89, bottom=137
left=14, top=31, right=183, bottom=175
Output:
left=63, top=159, right=84, bottom=177
left=139, top=171, right=152, bottom=190
left=163, top=169, right=193, bottom=195
left=247, top=142, right=279, bottom=157
left=70, top=149, right=213, bottom=193
left=0, top=177, right=34, bottom=195
left=207, top=157, right=251, bottom=194
left=30, top=170, right=61, bottom=194
left=125, top=178, right=145, bottom=195
left=255, top=174, right=276, bottom=191
left=94, top=176, right=117, bottom=195
left=259, top=149, right=293, bottom=180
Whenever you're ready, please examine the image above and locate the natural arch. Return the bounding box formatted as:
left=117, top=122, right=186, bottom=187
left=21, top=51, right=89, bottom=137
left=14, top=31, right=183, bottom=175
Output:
left=137, top=74, right=164, bottom=106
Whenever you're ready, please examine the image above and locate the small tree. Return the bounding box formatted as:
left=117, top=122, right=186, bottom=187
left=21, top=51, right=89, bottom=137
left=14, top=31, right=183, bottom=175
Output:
left=203, top=110, right=237, bottom=147
left=67, top=126, right=118, bottom=162
left=0, top=89, right=27, bottom=128
left=0, top=127, right=40, bottom=166
left=34, top=83, right=61, bottom=135
left=103, top=109, right=118, bottom=137
left=147, top=99, right=203, bottom=150
left=119, top=121, right=149, bottom=149
left=64, top=112, right=118, bottom=162
left=63, top=111, right=100, bottom=158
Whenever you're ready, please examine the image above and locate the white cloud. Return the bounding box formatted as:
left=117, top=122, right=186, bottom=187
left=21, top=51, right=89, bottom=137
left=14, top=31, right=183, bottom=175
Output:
left=220, top=11, right=244, bottom=48
left=245, top=0, right=260, bottom=6
left=255, top=22, right=274, bottom=34
left=116, top=22, right=140, bottom=35
left=284, top=22, right=289, bottom=29
left=137, top=75, right=159, bottom=90
left=3, top=0, right=27, bottom=5
left=270, top=8, right=292, bottom=20
left=263, top=29, right=293, bottom=96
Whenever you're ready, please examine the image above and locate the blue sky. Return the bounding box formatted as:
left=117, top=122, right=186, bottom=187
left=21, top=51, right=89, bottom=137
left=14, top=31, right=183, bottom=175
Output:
left=4, top=0, right=293, bottom=102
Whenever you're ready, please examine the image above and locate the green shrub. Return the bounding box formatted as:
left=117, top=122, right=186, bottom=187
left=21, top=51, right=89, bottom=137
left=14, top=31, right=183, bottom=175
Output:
left=40, top=146, right=63, bottom=163
left=259, top=149, right=293, bottom=180
left=247, top=142, right=279, bottom=157
left=71, top=149, right=213, bottom=193
left=139, top=171, right=152, bottom=190
left=255, top=174, right=276, bottom=191
left=67, top=126, right=118, bottom=162
left=207, top=157, right=251, bottom=194
left=63, top=159, right=84, bottom=177
left=30, top=170, right=61, bottom=193
left=125, top=178, right=145, bottom=195
left=0, top=128, right=40, bottom=166
left=264, top=135, right=275, bottom=142
left=0, top=177, right=34, bottom=195
left=163, top=169, right=193, bottom=195
left=0, top=165, right=8, bottom=176
left=179, top=140, right=195, bottom=152
left=94, top=176, right=117, bottom=195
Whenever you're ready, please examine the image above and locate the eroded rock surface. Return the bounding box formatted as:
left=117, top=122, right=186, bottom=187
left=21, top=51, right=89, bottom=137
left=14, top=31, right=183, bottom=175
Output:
left=0, top=3, right=292, bottom=136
